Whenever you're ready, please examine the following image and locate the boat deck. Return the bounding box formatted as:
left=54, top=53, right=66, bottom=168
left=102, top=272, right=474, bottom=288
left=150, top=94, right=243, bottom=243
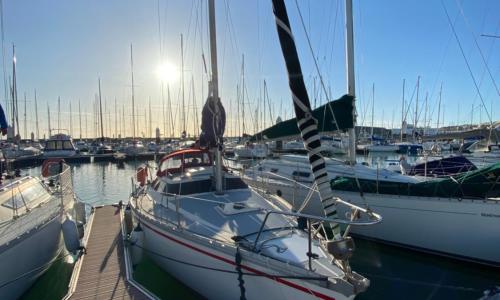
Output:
left=68, top=205, right=151, bottom=300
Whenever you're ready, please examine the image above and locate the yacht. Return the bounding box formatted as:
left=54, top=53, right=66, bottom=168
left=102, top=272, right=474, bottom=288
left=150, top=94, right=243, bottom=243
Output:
left=130, top=149, right=380, bottom=300
left=128, top=1, right=382, bottom=298
left=43, top=134, right=77, bottom=158
left=233, top=143, right=270, bottom=159
left=243, top=155, right=500, bottom=266
left=122, top=140, right=146, bottom=156
left=0, top=161, right=85, bottom=299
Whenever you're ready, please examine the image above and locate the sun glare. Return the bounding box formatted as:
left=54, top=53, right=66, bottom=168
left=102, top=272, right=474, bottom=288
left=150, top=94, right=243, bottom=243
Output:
left=156, top=61, right=178, bottom=83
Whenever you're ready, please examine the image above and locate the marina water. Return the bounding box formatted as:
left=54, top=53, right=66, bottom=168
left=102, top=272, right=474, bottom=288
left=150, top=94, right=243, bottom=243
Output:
left=19, top=156, right=499, bottom=300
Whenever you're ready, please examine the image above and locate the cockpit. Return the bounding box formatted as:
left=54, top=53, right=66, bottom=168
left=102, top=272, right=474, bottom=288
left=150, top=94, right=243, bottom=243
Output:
left=157, top=149, right=212, bottom=177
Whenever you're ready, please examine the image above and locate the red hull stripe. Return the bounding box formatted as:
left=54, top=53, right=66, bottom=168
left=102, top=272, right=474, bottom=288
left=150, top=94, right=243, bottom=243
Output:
left=142, top=221, right=337, bottom=300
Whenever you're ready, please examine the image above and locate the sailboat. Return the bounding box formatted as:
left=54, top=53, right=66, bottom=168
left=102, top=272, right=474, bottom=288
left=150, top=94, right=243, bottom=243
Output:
left=129, top=1, right=381, bottom=299
left=0, top=152, right=85, bottom=299
left=243, top=0, right=500, bottom=266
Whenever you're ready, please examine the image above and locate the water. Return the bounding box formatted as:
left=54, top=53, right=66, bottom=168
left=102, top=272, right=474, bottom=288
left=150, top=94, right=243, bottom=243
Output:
left=21, top=158, right=499, bottom=299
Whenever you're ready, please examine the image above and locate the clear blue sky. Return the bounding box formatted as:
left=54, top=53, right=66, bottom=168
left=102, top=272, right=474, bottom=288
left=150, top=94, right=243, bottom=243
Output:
left=2, top=0, right=499, bottom=139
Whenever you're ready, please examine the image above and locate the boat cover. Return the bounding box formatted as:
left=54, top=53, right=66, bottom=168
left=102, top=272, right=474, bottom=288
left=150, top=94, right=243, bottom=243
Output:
left=250, top=95, right=354, bottom=142
left=331, top=162, right=500, bottom=199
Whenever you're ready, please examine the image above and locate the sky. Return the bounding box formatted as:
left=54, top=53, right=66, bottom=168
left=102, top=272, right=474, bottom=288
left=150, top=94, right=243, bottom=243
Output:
left=1, top=0, right=499, bottom=139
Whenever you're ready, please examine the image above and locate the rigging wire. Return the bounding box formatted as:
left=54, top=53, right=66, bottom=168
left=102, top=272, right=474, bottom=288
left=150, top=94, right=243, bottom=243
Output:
left=441, top=0, right=498, bottom=140
left=454, top=0, right=499, bottom=97
left=293, top=0, right=340, bottom=131
left=440, top=0, right=495, bottom=127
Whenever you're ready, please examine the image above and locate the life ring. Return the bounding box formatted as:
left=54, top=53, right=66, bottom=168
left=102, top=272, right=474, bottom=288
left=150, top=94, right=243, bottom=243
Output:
left=137, top=167, right=148, bottom=186
left=42, top=158, right=65, bottom=177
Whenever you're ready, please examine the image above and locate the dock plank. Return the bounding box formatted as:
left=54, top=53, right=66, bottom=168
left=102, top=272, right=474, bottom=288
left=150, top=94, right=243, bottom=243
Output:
left=70, top=205, right=149, bottom=300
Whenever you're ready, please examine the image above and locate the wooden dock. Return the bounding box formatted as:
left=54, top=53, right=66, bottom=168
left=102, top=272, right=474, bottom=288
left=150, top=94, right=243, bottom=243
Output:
left=65, top=205, right=153, bottom=300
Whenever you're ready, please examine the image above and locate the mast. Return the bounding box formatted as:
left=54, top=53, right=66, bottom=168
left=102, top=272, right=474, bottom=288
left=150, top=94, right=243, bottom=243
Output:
left=47, top=103, right=51, bottom=137
left=69, top=101, right=73, bottom=137
left=191, top=75, right=199, bottom=137
left=162, top=82, right=166, bottom=138
left=114, top=97, right=117, bottom=139
left=414, top=76, right=419, bottom=142
left=78, top=99, right=82, bottom=139
left=148, top=97, right=152, bottom=138
left=401, top=79, right=405, bottom=142
left=272, top=0, right=340, bottom=238
left=122, top=104, right=125, bottom=138
left=181, top=34, right=186, bottom=136
left=23, top=92, right=26, bottom=139
left=436, top=83, right=442, bottom=134
left=57, top=96, right=61, bottom=133
left=130, top=44, right=136, bottom=140
left=370, top=83, right=374, bottom=139
left=167, top=84, right=173, bottom=137
left=11, top=44, right=17, bottom=138
left=241, top=54, right=246, bottom=135
left=345, top=0, right=357, bottom=164
left=34, top=89, right=39, bottom=140
left=85, top=106, right=88, bottom=139
left=236, top=84, right=240, bottom=137
left=98, top=78, right=104, bottom=141
left=424, top=92, right=428, bottom=136
left=208, top=0, right=223, bottom=193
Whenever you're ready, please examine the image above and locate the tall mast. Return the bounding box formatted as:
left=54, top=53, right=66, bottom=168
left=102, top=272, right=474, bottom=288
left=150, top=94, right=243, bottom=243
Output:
left=122, top=104, right=125, bottom=138
left=345, top=0, right=357, bottom=164
left=208, top=0, right=223, bottom=194
left=114, top=97, right=117, bottom=139
left=11, top=44, right=17, bottom=138
left=414, top=76, right=419, bottom=142
left=69, top=101, right=73, bottom=137
left=436, top=83, right=442, bottom=134
left=162, top=82, right=166, bottom=138
left=78, top=99, right=82, bottom=139
left=168, top=84, right=173, bottom=136
left=98, top=78, right=104, bottom=141
left=57, top=96, right=61, bottom=133
left=191, top=75, right=199, bottom=137
left=148, top=97, right=152, bottom=138
left=236, top=84, right=240, bottom=137
left=130, top=44, right=136, bottom=140
left=181, top=34, right=186, bottom=136
left=85, top=106, right=88, bottom=139
left=34, top=89, right=39, bottom=140
left=23, top=92, right=26, bottom=139
left=424, top=92, right=428, bottom=136
left=241, top=54, right=246, bottom=135
left=370, top=83, right=374, bottom=139
left=47, top=103, right=51, bottom=137
left=401, top=79, right=405, bottom=142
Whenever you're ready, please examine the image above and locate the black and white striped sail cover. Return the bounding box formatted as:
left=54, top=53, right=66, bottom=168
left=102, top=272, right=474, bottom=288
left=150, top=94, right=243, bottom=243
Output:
left=272, top=0, right=340, bottom=236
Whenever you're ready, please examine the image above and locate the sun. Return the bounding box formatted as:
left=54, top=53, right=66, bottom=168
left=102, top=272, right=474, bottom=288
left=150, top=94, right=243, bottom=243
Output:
left=156, top=61, right=178, bottom=83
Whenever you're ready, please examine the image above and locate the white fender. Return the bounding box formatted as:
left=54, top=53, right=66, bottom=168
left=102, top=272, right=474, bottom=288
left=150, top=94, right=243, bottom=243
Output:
left=130, top=224, right=144, bottom=266
left=62, top=214, right=81, bottom=253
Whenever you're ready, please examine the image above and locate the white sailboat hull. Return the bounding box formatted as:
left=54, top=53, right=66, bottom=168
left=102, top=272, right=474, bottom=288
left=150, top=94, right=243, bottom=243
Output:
left=247, top=178, right=500, bottom=266
left=135, top=215, right=352, bottom=300
left=0, top=215, right=63, bottom=300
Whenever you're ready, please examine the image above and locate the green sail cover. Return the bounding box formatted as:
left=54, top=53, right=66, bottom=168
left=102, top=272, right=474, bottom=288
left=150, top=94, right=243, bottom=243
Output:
left=331, top=162, right=500, bottom=199
left=250, top=94, right=354, bottom=142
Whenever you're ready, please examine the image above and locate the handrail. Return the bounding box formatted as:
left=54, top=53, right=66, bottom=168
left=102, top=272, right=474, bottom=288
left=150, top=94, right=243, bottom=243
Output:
left=252, top=209, right=382, bottom=251
left=259, top=171, right=374, bottom=214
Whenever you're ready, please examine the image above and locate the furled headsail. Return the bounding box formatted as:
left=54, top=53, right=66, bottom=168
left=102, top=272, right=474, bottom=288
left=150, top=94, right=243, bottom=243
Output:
left=199, top=93, right=226, bottom=148
left=250, top=94, right=354, bottom=142
left=272, top=0, right=341, bottom=238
